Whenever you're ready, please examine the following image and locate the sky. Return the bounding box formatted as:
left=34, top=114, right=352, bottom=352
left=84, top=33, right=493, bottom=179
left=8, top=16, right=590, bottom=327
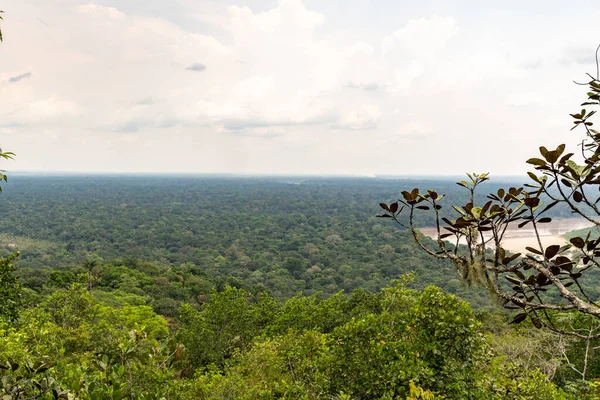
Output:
left=1, top=0, right=599, bottom=176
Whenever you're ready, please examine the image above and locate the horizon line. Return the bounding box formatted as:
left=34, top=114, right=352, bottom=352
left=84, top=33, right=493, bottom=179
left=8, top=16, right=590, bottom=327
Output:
left=7, top=170, right=529, bottom=180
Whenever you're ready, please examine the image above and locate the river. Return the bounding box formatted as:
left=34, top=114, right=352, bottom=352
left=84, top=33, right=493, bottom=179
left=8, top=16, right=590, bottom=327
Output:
left=419, top=218, right=595, bottom=255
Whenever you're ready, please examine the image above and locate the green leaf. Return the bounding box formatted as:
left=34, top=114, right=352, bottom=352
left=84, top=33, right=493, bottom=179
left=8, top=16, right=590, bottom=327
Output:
left=525, top=246, right=543, bottom=255
left=544, top=245, right=560, bottom=259
left=527, top=172, right=540, bottom=183
left=523, top=197, right=540, bottom=208
left=452, top=205, right=466, bottom=215
left=509, top=313, right=527, bottom=324
left=545, top=151, right=559, bottom=164
left=517, top=220, right=531, bottom=229
left=410, top=188, right=419, bottom=199
left=526, top=158, right=546, bottom=167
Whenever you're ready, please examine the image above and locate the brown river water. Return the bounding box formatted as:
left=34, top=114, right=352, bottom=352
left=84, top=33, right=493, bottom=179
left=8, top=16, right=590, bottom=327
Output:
left=419, top=218, right=595, bottom=255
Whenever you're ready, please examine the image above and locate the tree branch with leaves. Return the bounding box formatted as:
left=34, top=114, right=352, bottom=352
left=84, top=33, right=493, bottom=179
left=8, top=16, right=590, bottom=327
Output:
left=379, top=46, right=600, bottom=339
left=0, top=148, right=15, bottom=192
left=0, top=11, right=15, bottom=191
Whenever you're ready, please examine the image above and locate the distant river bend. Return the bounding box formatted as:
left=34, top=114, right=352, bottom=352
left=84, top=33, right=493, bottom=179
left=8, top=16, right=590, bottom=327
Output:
left=419, top=218, right=594, bottom=255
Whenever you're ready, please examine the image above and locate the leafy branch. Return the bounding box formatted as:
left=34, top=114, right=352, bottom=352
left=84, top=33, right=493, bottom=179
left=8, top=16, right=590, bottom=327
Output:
left=0, top=10, right=4, bottom=42
left=379, top=53, right=600, bottom=339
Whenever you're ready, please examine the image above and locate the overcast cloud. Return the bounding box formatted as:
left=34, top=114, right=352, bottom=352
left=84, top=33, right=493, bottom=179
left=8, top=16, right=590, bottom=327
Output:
left=0, top=0, right=598, bottom=175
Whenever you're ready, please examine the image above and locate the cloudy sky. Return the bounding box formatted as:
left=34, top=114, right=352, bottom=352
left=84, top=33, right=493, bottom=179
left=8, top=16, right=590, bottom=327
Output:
left=1, top=0, right=599, bottom=175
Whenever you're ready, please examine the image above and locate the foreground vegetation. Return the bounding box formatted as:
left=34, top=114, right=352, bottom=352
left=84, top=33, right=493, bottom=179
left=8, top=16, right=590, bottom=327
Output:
left=3, top=271, right=600, bottom=399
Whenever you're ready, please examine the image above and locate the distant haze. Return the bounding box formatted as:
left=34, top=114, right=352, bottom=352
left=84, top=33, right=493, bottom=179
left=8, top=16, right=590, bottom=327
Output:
left=1, top=0, right=598, bottom=175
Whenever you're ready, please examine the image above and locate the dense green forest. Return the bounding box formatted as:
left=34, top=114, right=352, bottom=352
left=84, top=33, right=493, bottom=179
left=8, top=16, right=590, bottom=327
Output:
left=0, top=175, right=507, bottom=308
left=2, top=175, right=600, bottom=399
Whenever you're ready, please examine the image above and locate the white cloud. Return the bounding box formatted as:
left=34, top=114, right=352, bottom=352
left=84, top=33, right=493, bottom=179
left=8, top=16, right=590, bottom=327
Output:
left=338, top=104, right=382, bottom=130
left=27, top=96, right=80, bottom=121
left=2, top=0, right=598, bottom=174
left=381, top=16, right=458, bottom=58
left=506, top=92, right=543, bottom=107
left=1, top=96, right=80, bottom=126
left=232, top=76, right=277, bottom=100
left=77, top=3, right=126, bottom=20
left=395, top=121, right=432, bottom=138
left=3, top=3, right=461, bottom=137
left=392, top=61, right=425, bottom=91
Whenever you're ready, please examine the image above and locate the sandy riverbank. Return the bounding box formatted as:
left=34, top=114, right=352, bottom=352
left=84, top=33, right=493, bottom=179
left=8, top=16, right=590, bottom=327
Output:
left=419, top=218, right=595, bottom=255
